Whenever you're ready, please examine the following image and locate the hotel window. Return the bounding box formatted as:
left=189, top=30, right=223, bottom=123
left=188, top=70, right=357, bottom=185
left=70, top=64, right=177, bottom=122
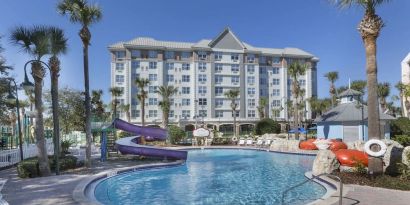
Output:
left=272, top=89, right=280, bottom=96
left=182, top=99, right=190, bottom=106
left=149, top=74, right=157, bottom=81
left=199, top=110, right=207, bottom=117
left=166, top=63, right=174, bottom=70
left=287, top=79, right=292, bottom=86
left=148, top=50, right=158, bottom=58
left=181, top=52, right=190, bottom=59
left=198, top=98, right=207, bottom=106
left=165, top=51, right=174, bottom=59
left=248, top=110, right=256, bottom=118
left=148, top=98, right=158, bottom=105
left=247, top=54, right=255, bottom=63
left=232, top=111, right=239, bottom=117
left=199, top=62, right=207, bottom=71
left=247, top=76, right=255, bottom=84
left=231, top=64, right=239, bottom=73
left=231, top=53, right=239, bottom=61
left=215, top=75, right=223, bottom=84
left=248, top=88, right=256, bottom=95
left=170, top=98, right=175, bottom=105
left=272, top=78, right=280, bottom=85
left=198, top=51, right=207, bottom=60
left=182, top=87, right=190, bottom=94
left=273, top=57, right=281, bottom=64
left=259, top=56, right=266, bottom=64
left=182, top=110, right=191, bottom=118
left=132, top=73, right=139, bottom=80
left=215, top=99, right=223, bottom=107
left=115, top=75, right=124, bottom=83
left=198, top=86, right=207, bottom=94
left=198, top=74, right=207, bottom=83
left=182, top=63, right=190, bottom=70
left=182, top=75, right=190, bottom=82
left=215, top=110, right=223, bottom=118
left=272, top=100, right=281, bottom=107
left=115, top=51, right=126, bottom=59
left=166, top=75, right=174, bottom=82
left=260, top=78, right=267, bottom=85
left=131, top=98, right=139, bottom=106
left=248, top=99, right=255, bottom=107
left=247, top=65, right=255, bottom=73
left=215, top=87, right=223, bottom=95
left=214, top=52, right=222, bottom=61
left=231, top=76, right=239, bottom=84
left=149, top=86, right=158, bottom=93
left=169, top=110, right=174, bottom=118
left=260, top=67, right=267, bottom=74
left=299, top=79, right=306, bottom=86
left=116, top=63, right=124, bottom=71
left=215, top=64, right=223, bottom=72
left=149, top=110, right=158, bottom=118
left=131, top=61, right=140, bottom=69
left=149, top=62, right=157, bottom=69
left=272, top=67, right=280, bottom=74
left=131, top=50, right=141, bottom=58
left=131, top=110, right=140, bottom=118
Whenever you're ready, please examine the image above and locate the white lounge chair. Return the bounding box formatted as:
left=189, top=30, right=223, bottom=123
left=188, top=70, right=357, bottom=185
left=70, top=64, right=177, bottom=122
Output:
left=238, top=139, right=246, bottom=146
left=256, top=139, right=264, bottom=147
left=246, top=139, right=254, bottom=146
left=264, top=139, right=272, bottom=147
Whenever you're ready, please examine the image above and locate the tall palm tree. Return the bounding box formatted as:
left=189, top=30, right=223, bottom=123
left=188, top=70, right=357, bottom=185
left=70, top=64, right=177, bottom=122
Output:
left=257, top=97, right=268, bottom=119
left=10, top=26, right=51, bottom=176
left=224, top=89, right=240, bottom=137
left=155, top=85, right=178, bottom=128
left=121, top=104, right=131, bottom=123
left=47, top=27, right=67, bottom=175
left=351, top=80, right=367, bottom=94
left=324, top=71, right=338, bottom=107
left=91, top=89, right=105, bottom=121
left=395, top=82, right=406, bottom=117
left=332, top=0, right=390, bottom=175
left=288, top=61, right=307, bottom=140
left=109, top=87, right=123, bottom=121
left=377, top=82, right=390, bottom=113
left=58, top=0, right=102, bottom=168
left=135, top=78, right=150, bottom=144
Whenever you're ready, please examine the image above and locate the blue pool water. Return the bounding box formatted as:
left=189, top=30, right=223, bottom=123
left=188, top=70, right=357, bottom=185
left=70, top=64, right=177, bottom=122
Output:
left=94, top=149, right=326, bottom=205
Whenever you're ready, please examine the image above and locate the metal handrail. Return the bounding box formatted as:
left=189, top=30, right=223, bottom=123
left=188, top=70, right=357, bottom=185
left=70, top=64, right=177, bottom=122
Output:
left=281, top=173, right=343, bottom=205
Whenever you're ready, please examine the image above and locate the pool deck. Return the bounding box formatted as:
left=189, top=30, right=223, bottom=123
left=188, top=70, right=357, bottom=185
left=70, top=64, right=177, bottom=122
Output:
left=1, top=146, right=410, bottom=205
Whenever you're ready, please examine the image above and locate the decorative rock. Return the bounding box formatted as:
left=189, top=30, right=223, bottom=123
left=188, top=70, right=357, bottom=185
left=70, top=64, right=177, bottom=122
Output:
left=402, top=146, right=410, bottom=167
left=381, top=139, right=404, bottom=174
left=270, top=139, right=300, bottom=151
left=346, top=140, right=365, bottom=151
left=312, top=150, right=340, bottom=175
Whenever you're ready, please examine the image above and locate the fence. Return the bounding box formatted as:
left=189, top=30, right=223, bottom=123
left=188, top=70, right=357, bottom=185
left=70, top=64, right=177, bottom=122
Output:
left=0, top=139, right=54, bottom=168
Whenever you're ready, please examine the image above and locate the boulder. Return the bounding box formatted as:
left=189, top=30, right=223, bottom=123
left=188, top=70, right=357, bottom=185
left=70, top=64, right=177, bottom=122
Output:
left=270, top=139, right=300, bottom=151
left=381, top=139, right=404, bottom=174
left=402, top=146, right=410, bottom=167
left=346, top=140, right=365, bottom=151
left=312, top=150, right=340, bottom=175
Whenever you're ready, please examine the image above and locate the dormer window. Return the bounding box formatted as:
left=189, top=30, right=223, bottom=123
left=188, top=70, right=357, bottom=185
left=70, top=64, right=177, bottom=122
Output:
left=198, top=52, right=207, bottom=60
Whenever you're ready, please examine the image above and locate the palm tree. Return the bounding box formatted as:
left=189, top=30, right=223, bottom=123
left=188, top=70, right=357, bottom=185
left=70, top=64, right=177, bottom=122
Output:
left=351, top=80, right=367, bottom=94
left=403, top=84, right=410, bottom=118
left=324, top=71, right=338, bottom=107
left=377, top=82, right=390, bottom=113
left=257, top=97, right=268, bottom=119
left=58, top=0, right=102, bottom=168
left=47, top=27, right=67, bottom=175
left=224, top=89, right=240, bottom=137
left=155, top=85, right=178, bottom=128
left=288, top=61, right=307, bottom=140
left=135, top=78, right=150, bottom=144
left=332, top=0, right=390, bottom=175
left=91, top=89, right=105, bottom=121
left=395, top=82, right=406, bottom=117
left=121, top=104, right=131, bottom=123
left=109, top=87, right=123, bottom=120
left=10, top=26, right=51, bottom=176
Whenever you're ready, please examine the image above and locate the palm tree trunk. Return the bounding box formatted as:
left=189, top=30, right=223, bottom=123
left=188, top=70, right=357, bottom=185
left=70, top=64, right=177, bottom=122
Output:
left=400, top=94, right=406, bottom=117
left=126, top=110, right=130, bottom=123
left=50, top=56, right=61, bottom=175
left=233, top=110, right=237, bottom=137
left=364, top=36, right=383, bottom=175
left=82, top=38, right=92, bottom=169
left=32, top=62, right=51, bottom=176
left=140, top=98, right=146, bottom=144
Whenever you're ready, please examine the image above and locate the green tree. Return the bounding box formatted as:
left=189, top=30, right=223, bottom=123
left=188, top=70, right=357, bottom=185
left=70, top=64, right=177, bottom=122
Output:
left=109, top=87, right=123, bottom=120
left=155, top=85, right=178, bottom=128
left=135, top=78, right=150, bottom=144
left=377, top=82, right=390, bottom=113
left=11, top=26, right=52, bottom=176
left=0, top=36, right=14, bottom=124
left=58, top=0, right=102, bottom=168
left=332, top=0, right=390, bottom=175
left=395, top=82, right=406, bottom=117
left=91, top=89, right=105, bottom=121
left=351, top=80, right=367, bottom=94
left=224, top=89, right=240, bottom=137
left=254, top=118, right=281, bottom=135
left=120, top=104, right=131, bottom=123
left=168, top=125, right=185, bottom=144
left=257, top=97, right=268, bottom=119
left=288, top=61, right=307, bottom=140
left=324, top=71, right=338, bottom=107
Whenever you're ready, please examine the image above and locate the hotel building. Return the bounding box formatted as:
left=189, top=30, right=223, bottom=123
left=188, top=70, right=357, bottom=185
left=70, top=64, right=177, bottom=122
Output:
left=108, top=28, right=319, bottom=133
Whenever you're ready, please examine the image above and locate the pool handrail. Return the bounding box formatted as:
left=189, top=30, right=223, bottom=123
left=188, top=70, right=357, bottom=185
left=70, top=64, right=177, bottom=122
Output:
left=281, top=173, right=343, bottom=205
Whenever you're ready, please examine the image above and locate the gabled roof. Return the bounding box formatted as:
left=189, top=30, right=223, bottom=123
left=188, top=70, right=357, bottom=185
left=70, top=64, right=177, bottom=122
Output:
left=208, top=27, right=246, bottom=50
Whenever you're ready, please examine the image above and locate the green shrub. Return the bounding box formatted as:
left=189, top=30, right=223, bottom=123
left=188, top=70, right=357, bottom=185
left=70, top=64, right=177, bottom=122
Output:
left=168, top=125, right=186, bottom=144
left=352, top=160, right=367, bottom=175
left=391, top=117, right=410, bottom=137
left=254, top=118, right=281, bottom=135
left=17, top=156, right=78, bottom=178
left=392, top=135, right=410, bottom=147
left=50, top=155, right=78, bottom=171
left=61, top=139, right=74, bottom=154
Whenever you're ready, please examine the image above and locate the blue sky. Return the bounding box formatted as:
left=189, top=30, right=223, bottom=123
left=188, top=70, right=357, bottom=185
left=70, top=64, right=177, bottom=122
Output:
left=1, top=0, right=409, bottom=103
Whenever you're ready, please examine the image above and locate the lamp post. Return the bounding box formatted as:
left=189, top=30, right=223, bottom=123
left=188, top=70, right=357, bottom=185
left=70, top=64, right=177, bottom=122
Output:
left=6, top=78, right=24, bottom=161
left=22, top=60, right=61, bottom=175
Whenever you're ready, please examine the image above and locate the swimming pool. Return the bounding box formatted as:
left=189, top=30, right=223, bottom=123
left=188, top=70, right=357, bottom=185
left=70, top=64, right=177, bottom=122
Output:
left=94, top=149, right=326, bottom=205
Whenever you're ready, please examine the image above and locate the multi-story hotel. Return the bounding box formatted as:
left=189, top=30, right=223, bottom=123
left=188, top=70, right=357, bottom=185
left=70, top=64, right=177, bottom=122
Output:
left=401, top=52, right=410, bottom=117
left=109, top=28, right=319, bottom=133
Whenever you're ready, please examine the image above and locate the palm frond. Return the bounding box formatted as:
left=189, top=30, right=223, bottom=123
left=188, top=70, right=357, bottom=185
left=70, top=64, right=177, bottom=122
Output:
left=48, top=26, right=68, bottom=56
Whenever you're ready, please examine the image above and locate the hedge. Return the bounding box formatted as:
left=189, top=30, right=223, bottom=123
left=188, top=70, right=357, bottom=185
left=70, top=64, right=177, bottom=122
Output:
left=17, top=155, right=78, bottom=178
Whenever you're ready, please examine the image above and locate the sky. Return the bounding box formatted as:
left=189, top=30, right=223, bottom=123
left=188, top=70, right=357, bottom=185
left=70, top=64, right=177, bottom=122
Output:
left=1, top=0, right=409, bottom=104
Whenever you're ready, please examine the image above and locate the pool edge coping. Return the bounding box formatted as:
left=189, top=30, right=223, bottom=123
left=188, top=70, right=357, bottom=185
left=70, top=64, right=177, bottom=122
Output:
left=305, top=172, right=351, bottom=205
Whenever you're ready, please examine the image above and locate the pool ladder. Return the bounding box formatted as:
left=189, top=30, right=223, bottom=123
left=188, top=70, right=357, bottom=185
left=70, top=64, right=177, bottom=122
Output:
left=281, top=173, right=343, bottom=205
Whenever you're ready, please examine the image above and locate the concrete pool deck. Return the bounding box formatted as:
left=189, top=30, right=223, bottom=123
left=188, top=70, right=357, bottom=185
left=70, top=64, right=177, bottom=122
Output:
left=1, top=147, right=410, bottom=205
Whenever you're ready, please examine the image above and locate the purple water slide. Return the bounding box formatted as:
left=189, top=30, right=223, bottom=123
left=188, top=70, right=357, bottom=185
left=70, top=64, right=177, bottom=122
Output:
left=113, top=119, right=187, bottom=160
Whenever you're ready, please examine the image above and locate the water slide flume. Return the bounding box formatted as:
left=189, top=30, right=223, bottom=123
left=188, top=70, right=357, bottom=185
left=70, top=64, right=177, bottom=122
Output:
left=113, top=119, right=187, bottom=160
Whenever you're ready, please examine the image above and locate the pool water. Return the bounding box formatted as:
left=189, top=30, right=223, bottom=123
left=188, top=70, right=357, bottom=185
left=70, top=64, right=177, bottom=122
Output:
left=94, top=149, right=326, bottom=205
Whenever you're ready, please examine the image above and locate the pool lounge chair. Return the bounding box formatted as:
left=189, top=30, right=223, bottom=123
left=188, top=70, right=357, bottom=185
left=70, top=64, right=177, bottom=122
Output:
left=238, top=139, right=246, bottom=146
left=256, top=139, right=264, bottom=147
left=246, top=139, right=254, bottom=146
left=264, top=139, right=272, bottom=147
